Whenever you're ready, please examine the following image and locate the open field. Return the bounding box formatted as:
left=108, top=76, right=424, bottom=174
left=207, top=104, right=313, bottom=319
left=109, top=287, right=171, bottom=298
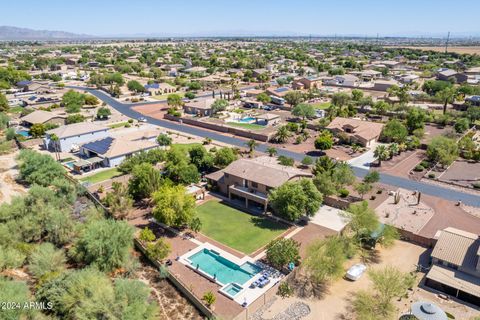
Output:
left=80, top=168, right=123, bottom=184
left=311, top=102, right=331, bottom=109
left=195, top=200, right=288, bottom=254
left=385, top=46, right=480, bottom=55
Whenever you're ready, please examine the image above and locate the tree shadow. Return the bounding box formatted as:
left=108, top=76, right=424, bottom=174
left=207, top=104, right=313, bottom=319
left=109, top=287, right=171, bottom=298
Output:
left=286, top=270, right=331, bottom=300
left=251, top=216, right=288, bottom=232
left=305, top=150, right=326, bottom=157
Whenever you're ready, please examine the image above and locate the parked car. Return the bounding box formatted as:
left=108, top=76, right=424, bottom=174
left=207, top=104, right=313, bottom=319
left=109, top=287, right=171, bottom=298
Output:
left=138, top=117, right=147, bottom=122
left=345, top=264, right=367, bottom=281
left=263, top=105, right=277, bottom=111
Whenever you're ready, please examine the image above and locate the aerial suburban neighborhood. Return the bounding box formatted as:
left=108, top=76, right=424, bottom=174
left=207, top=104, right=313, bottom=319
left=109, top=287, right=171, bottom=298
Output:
left=1, top=1, right=480, bottom=320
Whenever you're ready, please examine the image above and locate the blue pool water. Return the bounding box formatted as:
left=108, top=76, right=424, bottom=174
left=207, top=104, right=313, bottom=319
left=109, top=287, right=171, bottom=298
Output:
left=64, top=161, right=75, bottom=169
left=239, top=117, right=255, bottom=123
left=188, top=249, right=261, bottom=285
left=224, top=283, right=242, bottom=297
left=16, top=130, right=30, bottom=137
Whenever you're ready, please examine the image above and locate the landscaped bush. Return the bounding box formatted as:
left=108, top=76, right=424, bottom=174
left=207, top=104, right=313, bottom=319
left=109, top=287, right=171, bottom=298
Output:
left=413, top=164, right=424, bottom=172
left=472, top=182, right=480, bottom=189
left=428, top=173, right=436, bottom=179
left=338, top=189, right=349, bottom=198
left=420, top=160, right=430, bottom=168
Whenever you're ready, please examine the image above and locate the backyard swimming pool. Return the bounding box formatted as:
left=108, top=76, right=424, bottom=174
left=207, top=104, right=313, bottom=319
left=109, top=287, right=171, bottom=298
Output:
left=187, top=248, right=261, bottom=286
left=16, top=130, right=30, bottom=137
left=238, top=117, right=256, bottom=123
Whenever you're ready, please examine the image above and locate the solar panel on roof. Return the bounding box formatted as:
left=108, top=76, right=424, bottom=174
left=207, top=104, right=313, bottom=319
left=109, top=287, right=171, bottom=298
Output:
left=275, top=87, right=289, bottom=93
left=82, top=137, right=114, bottom=155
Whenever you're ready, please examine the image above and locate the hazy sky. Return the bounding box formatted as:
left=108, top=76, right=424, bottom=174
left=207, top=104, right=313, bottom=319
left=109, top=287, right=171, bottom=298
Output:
left=4, top=0, right=479, bottom=37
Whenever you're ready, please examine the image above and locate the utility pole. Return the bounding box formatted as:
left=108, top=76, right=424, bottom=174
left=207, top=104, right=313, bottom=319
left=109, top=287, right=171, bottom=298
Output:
left=445, top=31, right=450, bottom=53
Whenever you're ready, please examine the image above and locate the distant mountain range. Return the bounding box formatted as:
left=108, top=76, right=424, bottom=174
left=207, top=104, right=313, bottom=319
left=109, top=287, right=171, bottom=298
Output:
left=0, top=26, right=93, bottom=40
left=0, top=25, right=478, bottom=41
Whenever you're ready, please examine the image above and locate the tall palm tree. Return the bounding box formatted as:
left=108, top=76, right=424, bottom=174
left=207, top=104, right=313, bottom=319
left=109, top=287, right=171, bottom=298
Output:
left=436, top=87, right=458, bottom=115
left=388, top=143, right=399, bottom=158
left=246, top=139, right=258, bottom=157
left=266, top=147, right=277, bottom=157
left=373, top=145, right=390, bottom=166
left=50, top=134, right=60, bottom=161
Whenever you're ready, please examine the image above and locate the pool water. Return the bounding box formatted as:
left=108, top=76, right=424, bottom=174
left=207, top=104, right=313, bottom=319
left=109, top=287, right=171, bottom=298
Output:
left=238, top=117, right=255, bottom=123
left=16, top=130, right=30, bottom=137
left=64, top=161, right=75, bottom=169
left=224, top=283, right=242, bottom=297
left=188, top=249, right=261, bottom=285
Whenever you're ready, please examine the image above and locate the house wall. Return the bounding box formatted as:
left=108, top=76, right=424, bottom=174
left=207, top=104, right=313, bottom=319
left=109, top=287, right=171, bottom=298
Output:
left=44, top=129, right=109, bottom=152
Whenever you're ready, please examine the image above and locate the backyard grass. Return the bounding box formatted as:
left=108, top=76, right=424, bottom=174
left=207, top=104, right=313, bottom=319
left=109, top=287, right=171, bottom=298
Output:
left=79, top=168, right=123, bottom=184
left=108, top=122, right=130, bottom=129
left=196, top=200, right=288, bottom=254
left=310, top=102, right=331, bottom=109
left=171, top=143, right=202, bottom=154
left=152, top=92, right=185, bottom=101
left=8, top=106, right=24, bottom=114
left=226, top=122, right=265, bottom=131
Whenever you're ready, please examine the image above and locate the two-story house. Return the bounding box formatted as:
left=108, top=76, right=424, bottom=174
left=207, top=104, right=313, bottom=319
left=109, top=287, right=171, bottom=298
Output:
left=425, top=227, right=480, bottom=307
left=205, top=156, right=312, bottom=212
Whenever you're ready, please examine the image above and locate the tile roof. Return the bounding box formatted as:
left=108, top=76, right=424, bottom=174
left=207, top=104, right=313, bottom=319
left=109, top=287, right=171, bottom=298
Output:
left=46, top=122, right=109, bottom=139
left=81, top=136, right=158, bottom=159
left=21, top=110, right=65, bottom=124
left=326, top=117, right=384, bottom=142
left=431, top=227, right=479, bottom=270
left=207, top=156, right=312, bottom=188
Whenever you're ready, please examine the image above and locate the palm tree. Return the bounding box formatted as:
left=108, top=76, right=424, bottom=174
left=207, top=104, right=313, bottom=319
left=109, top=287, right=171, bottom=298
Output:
left=373, top=145, right=390, bottom=166
left=266, top=147, right=277, bottom=157
left=50, top=134, right=60, bottom=161
left=245, top=139, right=258, bottom=157
left=388, top=143, right=399, bottom=158
left=436, top=87, right=458, bottom=115
left=274, top=126, right=291, bottom=143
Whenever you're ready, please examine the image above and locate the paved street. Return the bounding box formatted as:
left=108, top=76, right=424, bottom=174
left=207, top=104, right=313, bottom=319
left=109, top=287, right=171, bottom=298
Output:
left=70, top=86, right=480, bottom=207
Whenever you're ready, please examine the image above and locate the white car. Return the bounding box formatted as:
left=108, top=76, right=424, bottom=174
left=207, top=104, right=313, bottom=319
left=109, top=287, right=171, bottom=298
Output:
left=138, top=117, right=147, bottom=122
left=345, top=263, right=367, bottom=281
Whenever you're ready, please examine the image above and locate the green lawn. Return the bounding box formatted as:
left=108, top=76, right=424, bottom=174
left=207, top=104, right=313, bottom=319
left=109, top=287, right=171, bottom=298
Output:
left=80, top=168, right=123, bottom=184
left=310, top=102, right=331, bottom=110
left=196, top=200, right=288, bottom=254
left=152, top=92, right=185, bottom=100
left=171, top=143, right=202, bottom=154
left=8, top=106, right=24, bottom=114
left=226, top=122, right=265, bottom=131
left=108, top=122, right=130, bottom=129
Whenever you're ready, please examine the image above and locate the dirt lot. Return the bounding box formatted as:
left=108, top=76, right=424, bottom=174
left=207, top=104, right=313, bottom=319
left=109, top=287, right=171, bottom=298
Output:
left=422, top=124, right=455, bottom=145
left=0, top=150, right=27, bottom=204
left=437, top=159, right=480, bottom=188
left=378, top=150, right=426, bottom=180
left=258, top=241, right=428, bottom=320
left=385, top=46, right=480, bottom=55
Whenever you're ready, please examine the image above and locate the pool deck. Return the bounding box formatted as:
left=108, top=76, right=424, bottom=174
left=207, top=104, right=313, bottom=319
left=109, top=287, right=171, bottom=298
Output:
left=179, top=242, right=284, bottom=306
left=130, top=217, right=280, bottom=319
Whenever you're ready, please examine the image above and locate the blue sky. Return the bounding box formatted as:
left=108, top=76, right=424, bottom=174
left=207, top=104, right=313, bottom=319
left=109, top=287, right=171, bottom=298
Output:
left=4, top=0, right=479, bottom=37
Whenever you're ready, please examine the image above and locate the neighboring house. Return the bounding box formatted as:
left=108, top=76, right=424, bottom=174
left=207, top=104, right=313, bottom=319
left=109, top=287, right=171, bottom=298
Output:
left=293, top=76, right=323, bottom=89
left=205, top=156, right=312, bottom=212
left=266, top=86, right=292, bottom=98
left=79, top=136, right=159, bottom=168
left=436, top=68, right=468, bottom=83
left=21, top=110, right=66, bottom=127
left=324, top=75, right=360, bottom=87
left=16, top=81, right=51, bottom=93
left=373, top=79, right=399, bottom=91
left=254, top=113, right=281, bottom=126
left=144, top=82, right=176, bottom=95
left=466, top=95, right=480, bottom=106
left=43, top=122, right=109, bottom=152
left=183, top=98, right=215, bottom=117
left=326, top=117, right=384, bottom=147
left=425, top=227, right=480, bottom=307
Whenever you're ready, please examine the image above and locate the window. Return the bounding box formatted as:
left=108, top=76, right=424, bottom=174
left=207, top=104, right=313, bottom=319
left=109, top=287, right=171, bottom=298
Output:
left=251, top=182, right=258, bottom=188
